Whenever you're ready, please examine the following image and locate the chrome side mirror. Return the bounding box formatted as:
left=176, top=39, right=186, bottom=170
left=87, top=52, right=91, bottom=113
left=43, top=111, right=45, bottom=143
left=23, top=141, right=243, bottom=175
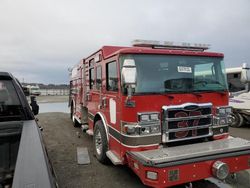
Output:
left=121, top=59, right=137, bottom=85
left=122, top=59, right=137, bottom=100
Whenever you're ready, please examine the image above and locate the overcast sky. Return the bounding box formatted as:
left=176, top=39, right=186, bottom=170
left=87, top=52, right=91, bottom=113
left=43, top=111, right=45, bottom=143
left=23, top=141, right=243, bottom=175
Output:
left=0, top=0, right=249, bottom=84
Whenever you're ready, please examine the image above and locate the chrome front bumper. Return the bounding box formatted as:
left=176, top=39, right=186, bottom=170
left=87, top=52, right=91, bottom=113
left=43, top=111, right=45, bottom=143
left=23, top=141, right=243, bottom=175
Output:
left=128, top=137, right=250, bottom=168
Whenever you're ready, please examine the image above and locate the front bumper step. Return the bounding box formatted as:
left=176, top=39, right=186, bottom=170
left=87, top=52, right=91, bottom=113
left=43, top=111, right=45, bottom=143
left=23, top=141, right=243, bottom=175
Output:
left=127, top=137, right=250, bottom=168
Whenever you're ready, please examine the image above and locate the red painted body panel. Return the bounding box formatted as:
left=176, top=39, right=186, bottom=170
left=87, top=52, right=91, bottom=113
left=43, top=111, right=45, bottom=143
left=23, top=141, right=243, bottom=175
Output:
left=101, top=46, right=224, bottom=59
left=127, top=154, right=250, bottom=187
left=121, top=92, right=228, bottom=122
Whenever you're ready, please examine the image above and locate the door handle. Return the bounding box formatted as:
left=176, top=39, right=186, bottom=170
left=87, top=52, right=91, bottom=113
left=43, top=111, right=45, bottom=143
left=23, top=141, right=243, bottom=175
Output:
left=99, top=97, right=107, bottom=109
left=86, top=93, right=92, bottom=101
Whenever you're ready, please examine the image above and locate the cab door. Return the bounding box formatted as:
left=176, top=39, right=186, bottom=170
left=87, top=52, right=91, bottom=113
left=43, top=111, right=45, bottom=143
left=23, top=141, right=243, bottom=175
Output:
left=103, top=59, right=121, bottom=157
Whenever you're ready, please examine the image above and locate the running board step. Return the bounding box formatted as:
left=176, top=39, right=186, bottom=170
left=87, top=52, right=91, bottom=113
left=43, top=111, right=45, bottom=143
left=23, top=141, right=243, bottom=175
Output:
left=106, top=151, right=122, bottom=165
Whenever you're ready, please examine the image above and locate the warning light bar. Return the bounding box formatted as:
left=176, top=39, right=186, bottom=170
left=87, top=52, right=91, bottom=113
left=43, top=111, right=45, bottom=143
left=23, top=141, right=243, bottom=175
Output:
left=132, top=39, right=210, bottom=51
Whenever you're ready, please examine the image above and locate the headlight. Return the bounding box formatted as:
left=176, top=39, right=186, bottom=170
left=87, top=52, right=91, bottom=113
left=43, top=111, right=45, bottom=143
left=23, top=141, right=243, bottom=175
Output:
left=141, top=124, right=160, bottom=135
left=216, top=106, right=232, bottom=116
left=213, top=107, right=231, bottom=137
left=123, top=124, right=140, bottom=135
left=218, top=108, right=226, bottom=115
left=214, top=106, right=232, bottom=126
left=122, top=123, right=160, bottom=136
left=138, top=112, right=160, bottom=122
left=150, top=113, right=159, bottom=121
left=226, top=107, right=232, bottom=113
left=140, top=114, right=150, bottom=121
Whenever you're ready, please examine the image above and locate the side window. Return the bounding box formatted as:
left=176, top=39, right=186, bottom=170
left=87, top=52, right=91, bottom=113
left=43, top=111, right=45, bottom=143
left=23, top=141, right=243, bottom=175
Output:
left=89, top=68, right=94, bottom=89
left=106, top=61, right=118, bottom=91
left=96, top=66, right=102, bottom=90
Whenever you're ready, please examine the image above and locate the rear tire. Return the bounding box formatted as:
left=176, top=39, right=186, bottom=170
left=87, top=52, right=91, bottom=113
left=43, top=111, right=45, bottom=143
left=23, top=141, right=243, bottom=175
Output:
left=93, top=120, right=109, bottom=164
left=71, top=103, right=80, bottom=127
left=70, top=102, right=74, bottom=120
left=230, top=112, right=244, bottom=128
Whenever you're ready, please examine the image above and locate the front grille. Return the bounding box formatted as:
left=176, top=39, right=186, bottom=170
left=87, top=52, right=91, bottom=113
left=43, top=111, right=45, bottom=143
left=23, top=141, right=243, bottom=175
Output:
left=162, top=103, right=212, bottom=143
left=168, top=108, right=211, bottom=119
left=169, top=128, right=210, bottom=140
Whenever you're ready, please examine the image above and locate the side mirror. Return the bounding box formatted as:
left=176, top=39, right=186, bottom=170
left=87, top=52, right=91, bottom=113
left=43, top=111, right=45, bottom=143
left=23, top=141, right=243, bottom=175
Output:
left=241, top=63, right=250, bottom=83
left=22, top=86, right=30, bottom=96
left=30, top=96, right=39, bottom=115
left=121, top=59, right=137, bottom=85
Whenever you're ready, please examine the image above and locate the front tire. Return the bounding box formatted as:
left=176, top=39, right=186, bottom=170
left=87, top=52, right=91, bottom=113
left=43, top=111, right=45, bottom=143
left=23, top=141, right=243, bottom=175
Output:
left=93, top=120, right=109, bottom=164
left=230, top=112, right=244, bottom=128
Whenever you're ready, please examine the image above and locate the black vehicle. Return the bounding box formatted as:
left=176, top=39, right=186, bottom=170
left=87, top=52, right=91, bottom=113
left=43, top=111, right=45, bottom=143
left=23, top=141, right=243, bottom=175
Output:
left=0, top=72, right=56, bottom=188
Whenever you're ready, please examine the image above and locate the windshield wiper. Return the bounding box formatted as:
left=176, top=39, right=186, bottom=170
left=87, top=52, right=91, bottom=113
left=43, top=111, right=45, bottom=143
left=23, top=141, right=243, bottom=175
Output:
left=193, top=89, right=227, bottom=94
left=164, top=89, right=190, bottom=94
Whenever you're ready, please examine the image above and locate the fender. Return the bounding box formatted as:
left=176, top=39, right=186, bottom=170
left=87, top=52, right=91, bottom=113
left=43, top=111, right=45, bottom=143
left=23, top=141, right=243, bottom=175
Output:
left=96, top=112, right=109, bottom=142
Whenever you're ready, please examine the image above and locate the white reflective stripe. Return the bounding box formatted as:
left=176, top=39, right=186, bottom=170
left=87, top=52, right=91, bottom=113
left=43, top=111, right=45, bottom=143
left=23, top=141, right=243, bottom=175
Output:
left=109, top=134, right=159, bottom=148
left=109, top=98, right=116, bottom=124
left=74, top=115, right=81, bottom=124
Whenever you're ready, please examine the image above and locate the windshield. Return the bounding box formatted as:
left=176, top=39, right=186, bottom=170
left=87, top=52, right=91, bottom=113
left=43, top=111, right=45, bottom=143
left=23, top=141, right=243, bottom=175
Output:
left=120, top=54, right=228, bottom=94
left=0, top=80, right=26, bottom=121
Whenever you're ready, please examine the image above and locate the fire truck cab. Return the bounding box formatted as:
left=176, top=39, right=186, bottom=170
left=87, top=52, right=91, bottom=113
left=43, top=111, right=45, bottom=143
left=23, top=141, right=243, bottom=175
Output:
left=69, top=40, right=250, bottom=187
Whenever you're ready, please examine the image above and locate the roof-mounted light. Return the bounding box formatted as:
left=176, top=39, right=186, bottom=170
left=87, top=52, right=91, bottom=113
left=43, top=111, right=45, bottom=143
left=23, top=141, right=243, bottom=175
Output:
left=132, top=39, right=210, bottom=51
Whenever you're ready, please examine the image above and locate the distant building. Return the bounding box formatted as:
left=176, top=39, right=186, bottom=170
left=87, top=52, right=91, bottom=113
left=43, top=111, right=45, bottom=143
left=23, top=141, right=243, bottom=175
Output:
left=22, top=83, right=69, bottom=96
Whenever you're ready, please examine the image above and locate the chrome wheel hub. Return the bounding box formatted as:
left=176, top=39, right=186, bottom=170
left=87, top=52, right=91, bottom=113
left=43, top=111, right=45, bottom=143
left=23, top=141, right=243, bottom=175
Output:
left=95, top=130, right=102, bottom=155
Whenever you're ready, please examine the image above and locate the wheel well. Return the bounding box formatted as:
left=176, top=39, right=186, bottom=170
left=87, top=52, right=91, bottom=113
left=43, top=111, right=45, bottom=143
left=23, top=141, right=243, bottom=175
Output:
left=70, top=100, right=74, bottom=114
left=94, top=114, right=102, bottom=128
left=93, top=113, right=109, bottom=142
left=71, top=100, right=74, bottom=107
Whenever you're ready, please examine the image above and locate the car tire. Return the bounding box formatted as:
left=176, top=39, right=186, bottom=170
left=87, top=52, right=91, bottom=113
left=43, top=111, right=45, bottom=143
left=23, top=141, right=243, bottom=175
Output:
left=93, top=120, right=109, bottom=164
left=230, top=112, right=244, bottom=128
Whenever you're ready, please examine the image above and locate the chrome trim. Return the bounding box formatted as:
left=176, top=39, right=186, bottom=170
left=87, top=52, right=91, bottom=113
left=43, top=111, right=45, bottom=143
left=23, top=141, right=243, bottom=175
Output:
left=166, top=114, right=212, bottom=122
left=137, top=111, right=159, bottom=115
left=165, top=132, right=213, bottom=143
left=212, top=124, right=228, bottom=128
left=162, top=102, right=212, bottom=111
left=168, top=124, right=211, bottom=133
left=138, top=121, right=161, bottom=126
left=120, top=132, right=161, bottom=138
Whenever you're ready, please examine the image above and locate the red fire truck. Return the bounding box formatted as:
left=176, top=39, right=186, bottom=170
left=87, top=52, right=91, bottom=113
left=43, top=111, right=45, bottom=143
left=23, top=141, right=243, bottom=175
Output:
left=69, top=40, right=250, bottom=187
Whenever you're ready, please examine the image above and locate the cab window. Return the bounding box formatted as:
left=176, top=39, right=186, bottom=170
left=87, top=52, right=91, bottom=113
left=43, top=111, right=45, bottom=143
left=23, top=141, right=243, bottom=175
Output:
left=106, top=61, right=118, bottom=91
left=96, top=66, right=102, bottom=90
left=89, top=68, right=94, bottom=89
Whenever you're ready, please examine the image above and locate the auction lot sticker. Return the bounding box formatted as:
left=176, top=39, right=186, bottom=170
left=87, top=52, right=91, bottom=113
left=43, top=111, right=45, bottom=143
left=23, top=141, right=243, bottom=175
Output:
left=177, top=66, right=192, bottom=73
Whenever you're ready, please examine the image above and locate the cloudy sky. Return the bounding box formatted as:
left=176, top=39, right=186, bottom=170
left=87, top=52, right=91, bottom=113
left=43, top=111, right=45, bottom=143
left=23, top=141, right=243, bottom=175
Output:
left=0, top=0, right=249, bottom=84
